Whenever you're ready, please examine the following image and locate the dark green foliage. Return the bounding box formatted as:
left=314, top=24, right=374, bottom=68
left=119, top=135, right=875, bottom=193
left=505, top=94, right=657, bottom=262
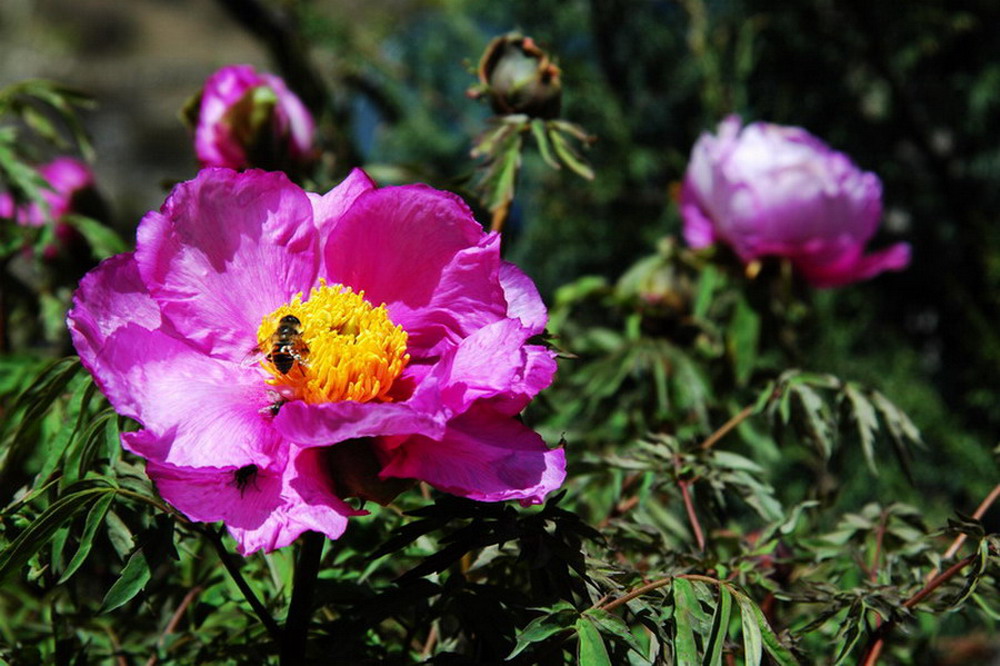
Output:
left=1, top=1, right=999, bottom=664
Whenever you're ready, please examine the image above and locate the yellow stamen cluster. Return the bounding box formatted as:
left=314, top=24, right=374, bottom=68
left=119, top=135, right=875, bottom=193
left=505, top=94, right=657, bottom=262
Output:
left=256, top=281, right=409, bottom=404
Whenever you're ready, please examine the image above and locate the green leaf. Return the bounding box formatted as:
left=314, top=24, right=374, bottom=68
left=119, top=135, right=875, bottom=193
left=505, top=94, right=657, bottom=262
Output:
left=728, top=297, right=760, bottom=386
left=736, top=593, right=762, bottom=666
left=506, top=604, right=577, bottom=660
left=0, top=486, right=111, bottom=585
left=58, top=492, right=115, bottom=584
left=530, top=118, right=560, bottom=169
left=584, top=608, right=646, bottom=657
left=576, top=616, right=612, bottom=666
left=64, top=214, right=126, bottom=260
left=672, top=578, right=699, bottom=666
left=100, top=548, right=151, bottom=613
left=549, top=125, right=594, bottom=180
left=702, top=584, right=732, bottom=666
left=843, top=384, right=879, bottom=474
left=730, top=590, right=798, bottom=666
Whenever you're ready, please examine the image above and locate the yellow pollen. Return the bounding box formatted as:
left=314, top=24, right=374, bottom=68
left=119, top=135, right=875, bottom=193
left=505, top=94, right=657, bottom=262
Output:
left=256, top=281, right=409, bottom=404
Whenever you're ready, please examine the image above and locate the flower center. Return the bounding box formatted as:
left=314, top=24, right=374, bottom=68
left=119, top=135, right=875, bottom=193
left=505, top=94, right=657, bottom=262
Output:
left=256, top=281, right=409, bottom=404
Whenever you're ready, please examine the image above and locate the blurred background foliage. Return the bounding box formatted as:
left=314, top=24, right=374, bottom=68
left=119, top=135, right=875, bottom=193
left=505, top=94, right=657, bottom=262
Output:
left=1, top=0, right=999, bottom=663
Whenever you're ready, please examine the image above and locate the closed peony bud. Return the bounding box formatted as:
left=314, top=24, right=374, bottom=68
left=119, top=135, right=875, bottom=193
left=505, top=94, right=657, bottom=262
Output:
left=190, top=64, right=316, bottom=173
left=680, top=116, right=910, bottom=288
left=471, top=34, right=562, bottom=119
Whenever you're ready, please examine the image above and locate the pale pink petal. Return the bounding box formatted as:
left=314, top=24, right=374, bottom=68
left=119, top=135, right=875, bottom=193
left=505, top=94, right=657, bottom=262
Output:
left=135, top=168, right=319, bottom=361
left=378, top=405, right=565, bottom=506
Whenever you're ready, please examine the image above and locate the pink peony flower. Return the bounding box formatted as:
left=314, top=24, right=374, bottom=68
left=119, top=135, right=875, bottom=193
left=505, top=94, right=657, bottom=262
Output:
left=193, top=64, right=316, bottom=172
left=67, top=168, right=564, bottom=555
left=0, top=157, right=95, bottom=227
left=680, top=116, right=910, bottom=287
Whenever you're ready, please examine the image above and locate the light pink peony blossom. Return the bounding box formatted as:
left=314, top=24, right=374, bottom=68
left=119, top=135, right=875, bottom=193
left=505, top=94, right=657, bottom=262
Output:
left=68, top=168, right=564, bottom=555
left=0, top=157, right=95, bottom=227
left=194, top=64, right=316, bottom=172
left=680, top=116, right=910, bottom=287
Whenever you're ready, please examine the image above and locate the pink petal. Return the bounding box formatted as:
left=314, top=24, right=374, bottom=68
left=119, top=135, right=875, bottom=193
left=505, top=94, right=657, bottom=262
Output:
left=95, top=323, right=283, bottom=469
left=799, top=242, right=911, bottom=288
left=274, top=397, right=446, bottom=447
left=323, top=184, right=507, bottom=359
left=135, top=168, right=319, bottom=361
left=68, top=253, right=162, bottom=378
left=308, top=168, right=377, bottom=232
left=147, top=447, right=360, bottom=555
left=378, top=405, right=565, bottom=506
left=432, top=317, right=555, bottom=416
left=499, top=262, right=548, bottom=334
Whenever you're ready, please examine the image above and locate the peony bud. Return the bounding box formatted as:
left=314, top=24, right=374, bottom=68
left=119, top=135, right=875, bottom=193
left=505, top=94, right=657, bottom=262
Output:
left=0, top=157, right=101, bottom=261
left=471, top=34, right=562, bottom=119
left=190, top=64, right=316, bottom=173
left=680, top=116, right=910, bottom=288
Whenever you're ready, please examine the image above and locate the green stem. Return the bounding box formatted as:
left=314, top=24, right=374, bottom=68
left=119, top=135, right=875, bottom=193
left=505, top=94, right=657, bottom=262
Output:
left=280, top=531, right=325, bottom=665
left=205, top=527, right=283, bottom=644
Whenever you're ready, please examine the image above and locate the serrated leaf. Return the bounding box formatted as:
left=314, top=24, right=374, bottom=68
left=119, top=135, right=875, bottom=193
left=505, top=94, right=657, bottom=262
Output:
left=576, top=616, right=612, bottom=666
left=843, top=384, right=879, bottom=475
left=735, top=591, right=799, bottom=666
left=100, top=548, right=151, bottom=613
left=58, top=492, right=115, bottom=584
left=702, top=584, right=732, bottom=666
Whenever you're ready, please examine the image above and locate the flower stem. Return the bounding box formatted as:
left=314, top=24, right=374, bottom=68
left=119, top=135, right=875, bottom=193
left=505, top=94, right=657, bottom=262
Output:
left=205, top=527, right=283, bottom=644
left=280, top=531, right=325, bottom=665
left=698, top=404, right=755, bottom=451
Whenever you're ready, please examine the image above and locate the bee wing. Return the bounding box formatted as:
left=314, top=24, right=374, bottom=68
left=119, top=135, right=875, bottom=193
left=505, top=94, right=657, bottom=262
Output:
left=240, top=345, right=267, bottom=369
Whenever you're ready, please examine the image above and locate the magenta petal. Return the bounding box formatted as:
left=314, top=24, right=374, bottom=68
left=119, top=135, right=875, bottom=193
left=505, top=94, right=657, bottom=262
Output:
left=95, top=324, right=282, bottom=469
left=324, top=185, right=506, bottom=358
left=433, top=318, right=555, bottom=415
left=148, top=447, right=359, bottom=555
left=309, top=168, right=377, bottom=231
left=135, top=168, right=319, bottom=361
left=274, top=398, right=446, bottom=447
left=378, top=406, right=566, bottom=506
left=68, top=253, right=162, bottom=378
left=800, top=242, right=912, bottom=288
left=679, top=176, right=718, bottom=249
left=499, top=262, right=548, bottom=335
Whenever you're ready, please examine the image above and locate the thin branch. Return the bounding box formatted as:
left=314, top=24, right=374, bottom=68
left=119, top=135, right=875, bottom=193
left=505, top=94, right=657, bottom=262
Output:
left=145, top=586, right=203, bottom=666
left=936, top=482, right=1000, bottom=573
left=857, top=554, right=976, bottom=666
left=674, top=455, right=705, bottom=552
left=204, top=526, right=283, bottom=644
left=699, top=405, right=755, bottom=451
left=868, top=510, right=889, bottom=583
left=597, top=573, right=721, bottom=614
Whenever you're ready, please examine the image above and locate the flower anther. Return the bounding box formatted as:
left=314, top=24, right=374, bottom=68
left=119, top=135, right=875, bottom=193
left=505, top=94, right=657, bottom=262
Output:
left=256, top=280, right=409, bottom=404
